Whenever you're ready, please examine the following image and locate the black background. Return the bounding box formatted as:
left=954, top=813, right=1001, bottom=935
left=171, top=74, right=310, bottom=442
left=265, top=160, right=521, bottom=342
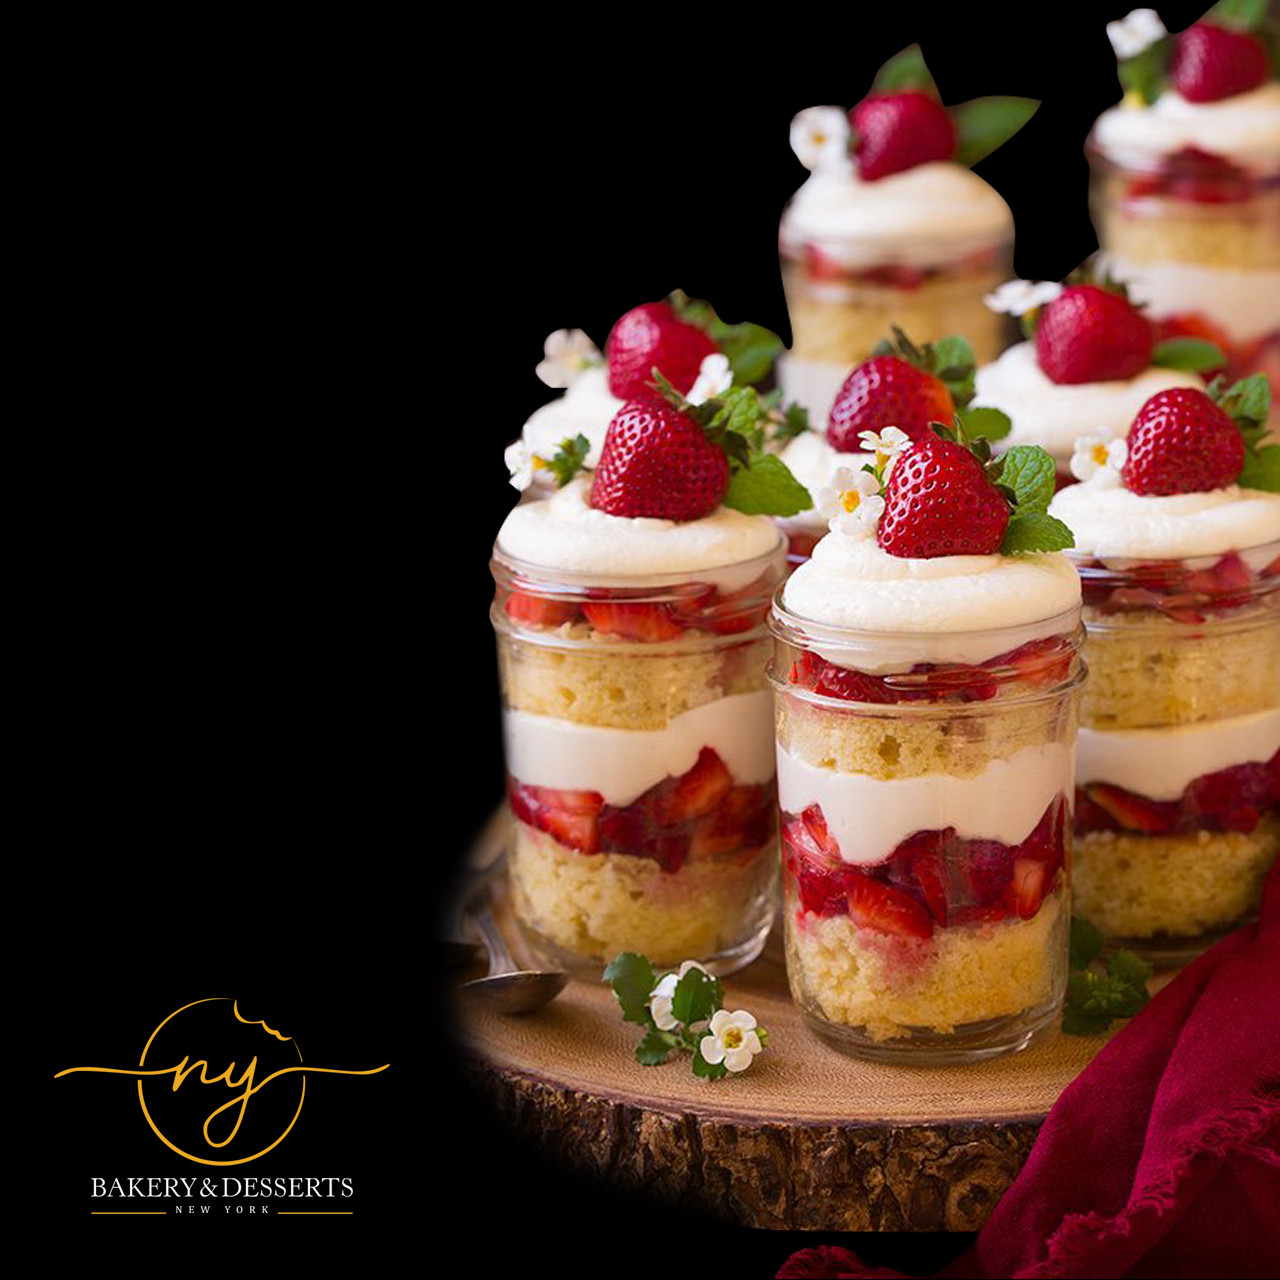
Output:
left=34, top=1, right=1210, bottom=1273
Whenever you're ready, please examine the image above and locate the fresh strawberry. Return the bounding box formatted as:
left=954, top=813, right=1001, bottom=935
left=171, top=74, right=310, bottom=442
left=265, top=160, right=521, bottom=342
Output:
left=1034, top=284, right=1153, bottom=384
left=654, top=748, right=733, bottom=824
left=851, top=91, right=956, bottom=181
left=827, top=354, right=955, bottom=450
left=605, top=302, right=718, bottom=399
left=1003, top=858, right=1047, bottom=920
left=505, top=591, right=578, bottom=628
left=877, top=437, right=1010, bottom=558
left=1084, top=784, right=1179, bottom=833
left=1121, top=387, right=1245, bottom=496
left=580, top=600, right=684, bottom=642
left=589, top=398, right=730, bottom=520
left=846, top=871, right=934, bottom=939
left=1170, top=22, right=1270, bottom=104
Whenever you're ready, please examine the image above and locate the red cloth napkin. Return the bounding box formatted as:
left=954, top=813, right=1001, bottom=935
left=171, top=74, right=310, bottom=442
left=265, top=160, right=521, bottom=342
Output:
left=779, top=861, right=1280, bottom=1280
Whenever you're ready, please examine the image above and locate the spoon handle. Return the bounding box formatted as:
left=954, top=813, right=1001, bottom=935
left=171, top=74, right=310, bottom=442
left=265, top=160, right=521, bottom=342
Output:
left=469, top=894, right=519, bottom=976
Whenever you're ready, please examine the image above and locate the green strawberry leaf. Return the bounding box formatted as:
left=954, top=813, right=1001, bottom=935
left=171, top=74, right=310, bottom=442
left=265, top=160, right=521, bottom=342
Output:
left=1117, top=38, right=1171, bottom=105
left=604, top=952, right=657, bottom=1026
left=999, top=445, right=1058, bottom=513
left=959, top=404, right=1012, bottom=443
left=1239, top=443, right=1280, bottom=492
left=1069, top=916, right=1105, bottom=971
left=872, top=44, right=939, bottom=97
left=1151, top=337, right=1227, bottom=373
left=634, top=1029, right=678, bottom=1066
left=541, top=433, right=591, bottom=488
left=951, top=96, right=1040, bottom=168
left=1000, top=510, right=1075, bottom=555
left=723, top=452, right=813, bottom=516
left=670, top=967, right=722, bottom=1027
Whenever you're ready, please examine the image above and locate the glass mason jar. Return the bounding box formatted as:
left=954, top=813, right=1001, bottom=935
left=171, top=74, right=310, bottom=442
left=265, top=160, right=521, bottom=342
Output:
left=769, top=602, right=1085, bottom=1062
left=491, top=538, right=787, bottom=977
left=1087, top=142, right=1280, bottom=390
left=1072, top=541, right=1280, bottom=964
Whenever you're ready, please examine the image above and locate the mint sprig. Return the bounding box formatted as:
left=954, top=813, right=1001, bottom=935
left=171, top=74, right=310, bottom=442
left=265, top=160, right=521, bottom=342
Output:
left=1063, top=918, right=1153, bottom=1036
left=997, top=444, right=1074, bottom=554
left=871, top=44, right=939, bottom=97
left=668, top=290, right=783, bottom=387
left=1210, top=373, right=1279, bottom=493
left=951, top=96, right=1040, bottom=168
left=1152, top=337, right=1228, bottom=374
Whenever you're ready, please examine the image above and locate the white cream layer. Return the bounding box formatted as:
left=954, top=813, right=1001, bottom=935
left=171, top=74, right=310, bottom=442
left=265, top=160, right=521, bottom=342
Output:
left=777, top=742, right=1072, bottom=866
left=1050, top=483, right=1280, bottom=559
left=781, top=162, right=1012, bottom=268
left=1105, top=258, right=1280, bottom=344
left=776, top=431, right=871, bottom=532
left=1092, top=83, right=1280, bottom=166
left=498, top=477, right=784, bottom=583
left=1078, top=709, right=1280, bottom=800
left=973, top=342, right=1202, bottom=460
left=521, top=365, right=624, bottom=469
left=503, top=692, right=776, bottom=807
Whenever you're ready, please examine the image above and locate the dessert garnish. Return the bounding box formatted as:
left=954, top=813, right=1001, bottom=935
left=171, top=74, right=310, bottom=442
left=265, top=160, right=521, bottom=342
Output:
left=1062, top=917, right=1153, bottom=1036
left=826, top=328, right=1009, bottom=449
left=1108, top=4, right=1272, bottom=106
left=605, top=953, right=769, bottom=1077
left=535, top=328, right=602, bottom=388
left=989, top=265, right=1227, bottom=385
left=790, top=45, right=1039, bottom=181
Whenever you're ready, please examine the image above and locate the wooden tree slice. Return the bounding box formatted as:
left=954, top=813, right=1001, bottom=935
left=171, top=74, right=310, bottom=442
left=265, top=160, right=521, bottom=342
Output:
left=457, top=885, right=1153, bottom=1231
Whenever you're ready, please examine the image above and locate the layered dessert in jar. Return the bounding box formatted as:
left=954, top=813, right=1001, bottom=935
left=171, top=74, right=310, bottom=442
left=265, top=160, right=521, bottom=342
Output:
left=1051, top=376, right=1280, bottom=962
left=494, top=369, right=811, bottom=975
left=777, top=329, right=995, bottom=565
left=508, top=296, right=785, bottom=497
left=771, top=420, right=1084, bottom=1060
left=974, top=271, right=1209, bottom=481
left=1088, top=8, right=1280, bottom=390
left=779, top=45, right=1037, bottom=423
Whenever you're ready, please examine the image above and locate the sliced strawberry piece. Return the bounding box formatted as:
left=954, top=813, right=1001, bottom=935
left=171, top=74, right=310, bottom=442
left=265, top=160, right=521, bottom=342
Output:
left=1004, top=858, right=1047, bottom=920
left=955, top=840, right=1015, bottom=908
left=846, top=871, right=934, bottom=939
left=580, top=600, right=684, bottom=642
left=505, top=591, right=578, bottom=627
left=1084, top=784, right=1179, bottom=833
left=542, top=808, right=600, bottom=854
left=654, top=748, right=733, bottom=824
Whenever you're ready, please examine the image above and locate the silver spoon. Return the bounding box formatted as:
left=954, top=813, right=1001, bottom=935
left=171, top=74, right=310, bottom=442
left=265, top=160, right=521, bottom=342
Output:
left=443, top=808, right=512, bottom=970
left=459, top=893, right=568, bottom=1014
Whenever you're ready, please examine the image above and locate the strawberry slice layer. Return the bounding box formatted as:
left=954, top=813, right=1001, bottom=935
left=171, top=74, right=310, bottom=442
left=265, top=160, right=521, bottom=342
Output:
left=1076, top=751, right=1280, bottom=838
left=1079, top=550, right=1275, bottom=622
left=509, top=749, right=774, bottom=874
left=783, top=796, right=1068, bottom=933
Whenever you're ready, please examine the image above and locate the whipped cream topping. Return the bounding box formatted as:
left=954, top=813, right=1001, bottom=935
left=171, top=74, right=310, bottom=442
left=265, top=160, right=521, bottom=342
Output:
left=783, top=534, right=1080, bottom=660
left=1078, top=709, right=1280, bottom=801
left=1049, top=482, right=1280, bottom=559
left=778, top=743, right=1072, bottom=865
left=973, top=342, right=1203, bottom=460
left=520, top=365, right=624, bottom=469
left=780, top=161, right=1012, bottom=268
left=497, top=476, right=784, bottom=578
left=1092, top=83, right=1280, bottom=166
left=777, top=432, right=870, bottom=530
left=504, top=693, right=776, bottom=807
left=1102, top=257, right=1280, bottom=343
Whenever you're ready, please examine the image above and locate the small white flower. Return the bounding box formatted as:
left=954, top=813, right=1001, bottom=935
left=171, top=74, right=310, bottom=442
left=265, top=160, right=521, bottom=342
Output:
left=789, top=106, right=850, bottom=173
left=504, top=439, right=539, bottom=491
left=700, top=1009, right=763, bottom=1074
left=1106, top=9, right=1167, bottom=61
left=649, top=960, right=709, bottom=1031
left=984, top=279, right=1064, bottom=316
left=1070, top=434, right=1129, bottom=486
left=816, top=466, right=884, bottom=539
left=535, top=328, right=601, bottom=388
left=856, top=426, right=911, bottom=466
left=686, top=353, right=734, bottom=407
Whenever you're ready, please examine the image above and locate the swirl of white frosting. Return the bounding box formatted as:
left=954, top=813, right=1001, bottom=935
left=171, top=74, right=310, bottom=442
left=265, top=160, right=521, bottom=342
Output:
left=1049, top=483, right=1280, bottom=559
left=973, top=343, right=1203, bottom=460
left=497, top=477, right=784, bottom=577
left=520, top=365, right=624, bottom=468
left=780, top=162, right=1012, bottom=268
left=1091, top=83, right=1280, bottom=166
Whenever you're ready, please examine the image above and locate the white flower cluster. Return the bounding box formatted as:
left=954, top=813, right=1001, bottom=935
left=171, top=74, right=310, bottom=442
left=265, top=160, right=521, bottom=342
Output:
left=789, top=106, right=850, bottom=174
left=984, top=279, right=1064, bottom=317
left=536, top=328, right=601, bottom=388
left=1071, top=434, right=1129, bottom=487
left=647, top=960, right=764, bottom=1074
left=1106, top=9, right=1167, bottom=61
left=816, top=429, right=910, bottom=539
left=686, top=353, right=733, bottom=406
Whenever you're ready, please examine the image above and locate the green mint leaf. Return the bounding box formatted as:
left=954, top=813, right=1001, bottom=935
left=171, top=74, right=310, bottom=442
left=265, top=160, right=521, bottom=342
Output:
left=1239, top=444, right=1280, bottom=492
left=959, top=405, right=1012, bottom=443
left=872, top=44, right=938, bottom=96
left=1151, top=337, right=1227, bottom=373
left=543, top=433, right=591, bottom=487
left=691, top=1042, right=729, bottom=1080
left=1117, top=38, right=1171, bottom=104
left=705, top=385, right=767, bottom=453
left=1215, top=372, right=1272, bottom=430
left=1069, top=916, right=1105, bottom=971
left=722, top=452, right=813, bottom=516
left=1062, top=1001, right=1116, bottom=1037
left=716, top=322, right=783, bottom=387
left=671, top=967, right=722, bottom=1027
left=1107, top=948, right=1153, bottom=990
left=1000, top=510, right=1075, bottom=555
left=635, top=1029, right=677, bottom=1066
left=931, top=334, right=977, bottom=405
left=775, top=401, right=810, bottom=443
left=950, top=97, right=1040, bottom=167
left=604, top=952, right=657, bottom=1025
left=999, top=445, right=1057, bottom=512
left=1209, top=0, right=1268, bottom=31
